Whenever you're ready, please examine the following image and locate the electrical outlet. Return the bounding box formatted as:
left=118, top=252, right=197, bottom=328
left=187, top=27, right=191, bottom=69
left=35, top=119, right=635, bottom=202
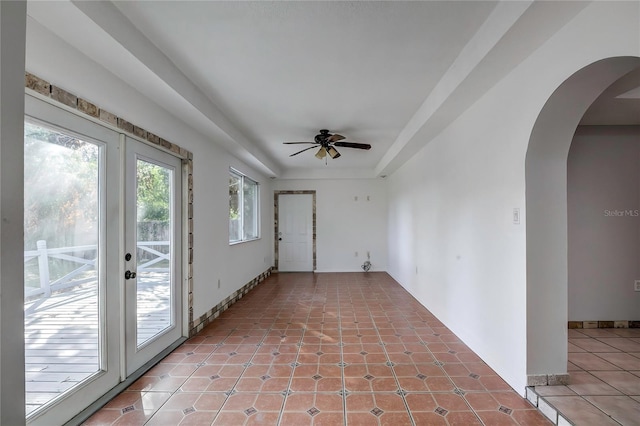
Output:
left=355, top=251, right=358, bottom=257
left=635, top=280, right=640, bottom=291
left=218, top=279, right=221, bottom=289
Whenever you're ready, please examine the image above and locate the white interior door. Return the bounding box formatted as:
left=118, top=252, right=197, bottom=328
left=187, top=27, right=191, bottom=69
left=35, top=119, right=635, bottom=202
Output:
left=278, top=194, right=313, bottom=272
left=125, top=137, right=183, bottom=375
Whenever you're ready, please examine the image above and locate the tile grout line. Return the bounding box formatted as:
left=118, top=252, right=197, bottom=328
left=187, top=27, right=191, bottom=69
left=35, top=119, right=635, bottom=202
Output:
left=141, top=327, right=237, bottom=425
left=528, top=386, right=622, bottom=426
left=138, top=274, right=285, bottom=424
left=275, top=278, right=318, bottom=425
left=207, top=303, right=267, bottom=423
left=181, top=283, right=281, bottom=425
left=368, top=276, right=418, bottom=426
left=420, top=327, right=488, bottom=426
left=99, top=274, right=558, bottom=425
left=534, top=329, right=640, bottom=425
left=581, top=332, right=636, bottom=424
left=337, top=280, right=348, bottom=426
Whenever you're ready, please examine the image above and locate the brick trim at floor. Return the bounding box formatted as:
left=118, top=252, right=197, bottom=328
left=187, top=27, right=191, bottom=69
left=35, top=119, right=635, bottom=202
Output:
left=189, top=268, right=272, bottom=336
left=568, top=320, right=640, bottom=329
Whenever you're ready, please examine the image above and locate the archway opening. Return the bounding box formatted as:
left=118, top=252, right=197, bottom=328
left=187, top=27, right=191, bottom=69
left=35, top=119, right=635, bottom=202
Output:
left=525, top=56, right=640, bottom=385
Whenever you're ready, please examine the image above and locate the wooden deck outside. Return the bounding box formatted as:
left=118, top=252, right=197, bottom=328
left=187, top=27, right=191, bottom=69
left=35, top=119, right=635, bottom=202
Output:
left=24, top=272, right=170, bottom=416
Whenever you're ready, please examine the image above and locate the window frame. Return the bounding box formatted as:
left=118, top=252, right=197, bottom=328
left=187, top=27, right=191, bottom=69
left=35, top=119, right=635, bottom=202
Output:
left=229, top=168, right=260, bottom=244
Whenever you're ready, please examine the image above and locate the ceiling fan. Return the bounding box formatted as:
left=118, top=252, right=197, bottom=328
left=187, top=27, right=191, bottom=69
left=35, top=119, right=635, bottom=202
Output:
left=284, top=129, right=371, bottom=161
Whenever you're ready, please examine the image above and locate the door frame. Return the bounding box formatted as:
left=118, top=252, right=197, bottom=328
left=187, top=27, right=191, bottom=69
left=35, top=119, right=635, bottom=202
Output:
left=274, top=190, right=316, bottom=272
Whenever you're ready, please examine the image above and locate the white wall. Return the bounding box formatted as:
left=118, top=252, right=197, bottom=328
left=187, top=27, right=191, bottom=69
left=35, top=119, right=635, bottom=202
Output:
left=24, top=18, right=274, bottom=322
left=387, top=95, right=528, bottom=393
left=387, top=1, right=640, bottom=394
left=568, top=126, right=640, bottom=321
left=191, top=151, right=274, bottom=318
left=273, top=178, right=388, bottom=272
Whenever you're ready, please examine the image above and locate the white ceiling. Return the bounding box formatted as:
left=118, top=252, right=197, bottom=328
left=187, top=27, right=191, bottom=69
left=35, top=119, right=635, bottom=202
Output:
left=111, top=0, right=496, bottom=173
left=25, top=1, right=640, bottom=179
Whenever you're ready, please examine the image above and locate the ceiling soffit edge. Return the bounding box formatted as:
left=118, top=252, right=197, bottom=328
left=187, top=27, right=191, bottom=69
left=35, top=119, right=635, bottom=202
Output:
left=70, top=0, right=281, bottom=177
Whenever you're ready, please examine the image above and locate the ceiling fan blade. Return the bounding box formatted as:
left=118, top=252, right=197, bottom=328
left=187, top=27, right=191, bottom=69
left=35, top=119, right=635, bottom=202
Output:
left=327, top=133, right=345, bottom=142
left=289, top=145, right=318, bottom=157
left=333, top=141, right=371, bottom=150
left=284, top=141, right=317, bottom=145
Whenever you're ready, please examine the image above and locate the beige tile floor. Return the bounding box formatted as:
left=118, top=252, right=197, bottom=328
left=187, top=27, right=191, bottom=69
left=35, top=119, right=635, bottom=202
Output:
left=84, top=272, right=550, bottom=425
left=534, top=328, right=640, bottom=425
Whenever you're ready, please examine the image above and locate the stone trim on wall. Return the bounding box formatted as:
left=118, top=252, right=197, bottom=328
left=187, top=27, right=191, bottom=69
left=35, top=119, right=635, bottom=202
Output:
left=273, top=190, right=317, bottom=271
left=190, top=268, right=272, bottom=336
left=527, top=374, right=570, bottom=387
left=24, top=72, right=196, bottom=334
left=568, top=320, right=640, bottom=329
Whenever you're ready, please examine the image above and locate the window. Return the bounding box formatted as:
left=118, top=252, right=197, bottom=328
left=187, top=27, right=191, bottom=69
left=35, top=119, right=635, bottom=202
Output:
left=229, top=169, right=259, bottom=243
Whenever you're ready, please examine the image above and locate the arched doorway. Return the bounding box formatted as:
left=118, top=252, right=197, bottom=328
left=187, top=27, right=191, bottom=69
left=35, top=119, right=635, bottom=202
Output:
left=525, top=56, right=640, bottom=383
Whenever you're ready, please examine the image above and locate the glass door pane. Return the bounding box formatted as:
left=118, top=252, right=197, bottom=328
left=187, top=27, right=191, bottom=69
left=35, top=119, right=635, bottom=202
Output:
left=23, top=121, right=101, bottom=415
left=136, top=159, right=173, bottom=347
left=125, top=137, right=182, bottom=375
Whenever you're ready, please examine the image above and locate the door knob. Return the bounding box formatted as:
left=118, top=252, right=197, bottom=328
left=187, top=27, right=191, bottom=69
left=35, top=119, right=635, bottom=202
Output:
left=278, top=237, right=282, bottom=241
left=125, top=270, right=137, bottom=280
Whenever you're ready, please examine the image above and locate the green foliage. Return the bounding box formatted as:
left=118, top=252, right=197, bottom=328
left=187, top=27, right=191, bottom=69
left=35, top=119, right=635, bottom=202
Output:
left=137, top=161, right=170, bottom=223
left=24, top=123, right=172, bottom=252
left=229, top=175, right=240, bottom=219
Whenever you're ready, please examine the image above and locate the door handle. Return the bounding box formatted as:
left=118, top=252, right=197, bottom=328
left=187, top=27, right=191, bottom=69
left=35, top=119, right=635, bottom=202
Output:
left=125, top=270, right=137, bottom=280
left=278, top=238, right=282, bottom=241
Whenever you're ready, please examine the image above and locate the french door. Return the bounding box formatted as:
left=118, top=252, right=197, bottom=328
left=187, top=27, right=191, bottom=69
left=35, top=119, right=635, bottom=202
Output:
left=24, top=95, right=185, bottom=425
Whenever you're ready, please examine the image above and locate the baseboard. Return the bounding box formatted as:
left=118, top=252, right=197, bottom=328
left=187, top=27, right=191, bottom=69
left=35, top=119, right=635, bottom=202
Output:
left=189, top=268, right=272, bottom=336
left=568, top=320, right=640, bottom=329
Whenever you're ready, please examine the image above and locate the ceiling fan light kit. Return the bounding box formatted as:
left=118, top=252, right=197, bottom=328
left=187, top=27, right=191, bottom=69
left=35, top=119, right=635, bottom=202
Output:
left=315, top=147, right=327, bottom=159
left=327, top=146, right=341, bottom=159
left=284, top=129, right=371, bottom=161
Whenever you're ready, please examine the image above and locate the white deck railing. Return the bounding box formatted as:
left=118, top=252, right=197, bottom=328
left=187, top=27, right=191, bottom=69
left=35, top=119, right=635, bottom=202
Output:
left=24, top=240, right=170, bottom=301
